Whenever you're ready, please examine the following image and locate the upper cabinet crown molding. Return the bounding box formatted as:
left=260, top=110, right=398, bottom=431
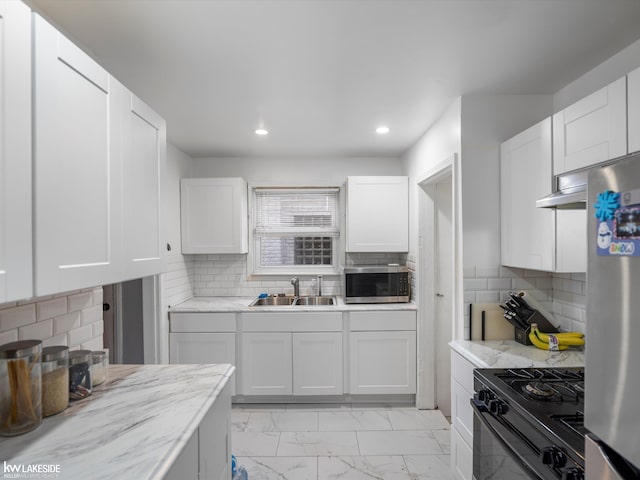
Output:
left=346, top=176, right=409, bottom=252
left=180, top=178, right=248, bottom=254
left=0, top=0, right=32, bottom=303
left=553, top=76, right=627, bottom=175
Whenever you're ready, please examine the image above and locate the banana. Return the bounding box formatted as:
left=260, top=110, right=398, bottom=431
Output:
left=529, top=328, right=569, bottom=351
left=530, top=324, right=585, bottom=345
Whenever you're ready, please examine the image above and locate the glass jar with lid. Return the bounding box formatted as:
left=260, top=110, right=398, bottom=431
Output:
left=91, top=351, right=107, bottom=386
left=0, top=340, right=43, bottom=436
left=68, top=350, right=92, bottom=401
left=41, top=346, right=69, bottom=416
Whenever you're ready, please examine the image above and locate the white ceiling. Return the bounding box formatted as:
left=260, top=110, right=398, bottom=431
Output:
left=26, top=0, right=640, bottom=158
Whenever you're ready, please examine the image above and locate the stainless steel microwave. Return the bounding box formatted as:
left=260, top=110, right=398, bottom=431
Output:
left=344, top=265, right=410, bottom=304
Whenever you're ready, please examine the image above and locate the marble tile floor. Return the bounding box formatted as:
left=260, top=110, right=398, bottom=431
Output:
left=231, top=404, right=454, bottom=480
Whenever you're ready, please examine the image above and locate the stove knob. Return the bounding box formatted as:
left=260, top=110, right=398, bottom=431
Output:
left=541, top=446, right=567, bottom=468
left=488, top=399, right=508, bottom=415
left=478, top=389, right=493, bottom=403
left=560, top=467, right=584, bottom=480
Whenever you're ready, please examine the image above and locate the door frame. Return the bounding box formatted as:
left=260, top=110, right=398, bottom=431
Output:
left=415, top=154, right=464, bottom=409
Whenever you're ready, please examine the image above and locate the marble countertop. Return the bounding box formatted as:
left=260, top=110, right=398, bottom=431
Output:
left=450, top=339, right=585, bottom=369
left=0, top=363, right=234, bottom=480
left=169, top=296, right=417, bottom=313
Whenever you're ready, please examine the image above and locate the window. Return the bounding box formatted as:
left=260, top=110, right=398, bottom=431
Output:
left=252, top=187, right=340, bottom=274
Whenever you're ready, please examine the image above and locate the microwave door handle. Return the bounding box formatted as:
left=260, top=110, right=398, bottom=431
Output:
left=471, top=399, right=544, bottom=480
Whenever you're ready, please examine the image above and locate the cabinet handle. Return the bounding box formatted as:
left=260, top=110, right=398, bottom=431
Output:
left=436, top=293, right=444, bottom=297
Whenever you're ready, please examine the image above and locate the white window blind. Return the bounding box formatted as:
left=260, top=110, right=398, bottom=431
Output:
left=253, top=187, right=340, bottom=270
left=254, top=188, right=339, bottom=236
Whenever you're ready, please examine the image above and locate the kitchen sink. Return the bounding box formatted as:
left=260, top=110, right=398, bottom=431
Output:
left=293, top=296, right=336, bottom=306
left=249, top=295, right=296, bottom=306
left=248, top=295, right=337, bottom=307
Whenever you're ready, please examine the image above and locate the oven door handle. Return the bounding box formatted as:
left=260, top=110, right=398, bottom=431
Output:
left=471, top=399, right=543, bottom=480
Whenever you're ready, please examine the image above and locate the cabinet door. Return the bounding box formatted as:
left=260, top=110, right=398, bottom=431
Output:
left=556, top=210, right=587, bottom=273
left=627, top=67, right=640, bottom=154
left=292, top=332, right=343, bottom=395
left=349, top=331, right=416, bottom=394
left=553, top=77, right=627, bottom=175
left=170, top=332, right=236, bottom=395
left=0, top=1, right=31, bottom=302
left=121, top=88, right=166, bottom=280
left=180, top=178, right=248, bottom=254
left=346, top=176, right=408, bottom=252
left=451, top=426, right=473, bottom=480
left=199, top=380, right=231, bottom=480
left=500, top=118, right=555, bottom=271
left=241, top=332, right=292, bottom=395
left=33, top=15, right=122, bottom=295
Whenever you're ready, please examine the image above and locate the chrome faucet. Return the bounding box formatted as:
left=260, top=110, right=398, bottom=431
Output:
left=317, top=275, right=323, bottom=297
left=290, top=277, right=300, bottom=297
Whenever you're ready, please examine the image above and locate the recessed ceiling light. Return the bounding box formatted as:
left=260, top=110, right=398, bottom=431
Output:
left=376, top=126, right=390, bottom=134
left=255, top=128, right=269, bottom=136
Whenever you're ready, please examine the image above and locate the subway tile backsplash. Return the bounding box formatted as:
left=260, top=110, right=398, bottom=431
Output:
left=0, top=287, right=104, bottom=350
left=463, top=265, right=587, bottom=338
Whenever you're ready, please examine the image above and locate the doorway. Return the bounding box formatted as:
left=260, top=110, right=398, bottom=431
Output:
left=416, top=154, right=461, bottom=415
left=102, top=275, right=161, bottom=364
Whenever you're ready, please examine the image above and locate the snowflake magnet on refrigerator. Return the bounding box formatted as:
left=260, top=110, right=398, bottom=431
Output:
left=594, top=190, right=620, bottom=221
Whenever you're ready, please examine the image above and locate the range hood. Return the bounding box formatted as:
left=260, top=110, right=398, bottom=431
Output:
left=536, top=169, right=587, bottom=209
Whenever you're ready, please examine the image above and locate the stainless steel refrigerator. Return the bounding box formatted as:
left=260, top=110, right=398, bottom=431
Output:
left=586, top=153, right=640, bottom=479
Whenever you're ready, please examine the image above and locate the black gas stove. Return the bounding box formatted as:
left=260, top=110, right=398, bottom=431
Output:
left=472, top=367, right=585, bottom=480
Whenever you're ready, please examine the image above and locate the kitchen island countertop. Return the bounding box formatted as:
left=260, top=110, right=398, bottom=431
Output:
left=450, top=339, right=584, bottom=368
left=169, top=295, right=417, bottom=312
left=0, top=363, right=234, bottom=480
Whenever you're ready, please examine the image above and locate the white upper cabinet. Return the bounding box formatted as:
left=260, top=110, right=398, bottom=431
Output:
left=120, top=85, right=166, bottom=280
left=500, top=118, right=586, bottom=273
left=33, top=14, right=122, bottom=296
left=180, top=178, right=248, bottom=254
left=627, top=67, right=640, bottom=154
left=553, top=76, right=627, bottom=175
left=0, top=1, right=32, bottom=303
left=500, top=118, right=555, bottom=271
left=346, top=176, right=409, bottom=252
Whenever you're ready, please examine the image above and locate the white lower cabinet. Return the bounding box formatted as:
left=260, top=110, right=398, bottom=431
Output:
left=348, top=310, right=417, bottom=395
left=169, top=313, right=237, bottom=394
left=241, top=332, right=293, bottom=396
left=292, top=332, right=343, bottom=395
left=166, top=379, right=231, bottom=480
left=450, top=349, right=479, bottom=480
left=240, top=312, right=343, bottom=396
left=349, top=331, right=416, bottom=394
left=451, top=425, right=473, bottom=480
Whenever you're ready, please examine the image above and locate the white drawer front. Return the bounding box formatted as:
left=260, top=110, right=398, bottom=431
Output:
left=349, top=310, right=416, bottom=331
left=170, top=312, right=236, bottom=332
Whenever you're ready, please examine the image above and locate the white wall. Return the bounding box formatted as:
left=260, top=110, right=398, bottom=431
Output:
left=554, top=37, right=640, bottom=111
left=403, top=97, right=462, bottom=258
left=158, top=143, right=194, bottom=363
left=192, top=156, right=402, bottom=183
left=460, top=95, right=553, bottom=268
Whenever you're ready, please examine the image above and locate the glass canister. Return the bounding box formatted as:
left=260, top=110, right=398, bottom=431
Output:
left=0, top=340, right=43, bottom=436
left=68, top=350, right=92, bottom=401
left=41, top=346, right=69, bottom=417
left=91, top=350, right=107, bottom=386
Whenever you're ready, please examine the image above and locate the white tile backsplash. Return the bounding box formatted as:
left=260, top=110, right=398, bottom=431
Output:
left=464, top=264, right=587, bottom=337
left=0, top=287, right=104, bottom=350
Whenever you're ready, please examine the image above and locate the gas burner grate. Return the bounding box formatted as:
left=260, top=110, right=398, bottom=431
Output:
left=551, top=412, right=587, bottom=436
left=496, top=369, right=585, bottom=404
